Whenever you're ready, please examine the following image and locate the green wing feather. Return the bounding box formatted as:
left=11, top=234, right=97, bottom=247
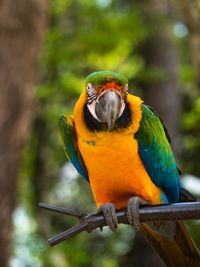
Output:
left=58, top=115, right=89, bottom=182
left=135, top=104, right=180, bottom=203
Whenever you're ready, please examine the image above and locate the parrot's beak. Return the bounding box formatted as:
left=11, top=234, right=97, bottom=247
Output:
left=95, top=90, right=124, bottom=131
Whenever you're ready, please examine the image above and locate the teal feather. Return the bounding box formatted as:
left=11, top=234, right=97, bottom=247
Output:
left=135, top=104, right=180, bottom=203
left=58, top=115, right=89, bottom=182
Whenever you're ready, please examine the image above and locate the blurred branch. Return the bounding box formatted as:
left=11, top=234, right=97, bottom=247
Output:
left=39, top=201, right=200, bottom=247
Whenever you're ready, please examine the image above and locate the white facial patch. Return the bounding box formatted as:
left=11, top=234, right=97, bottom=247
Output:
left=87, top=83, right=97, bottom=105
left=87, top=101, right=101, bottom=121
left=86, top=83, right=100, bottom=120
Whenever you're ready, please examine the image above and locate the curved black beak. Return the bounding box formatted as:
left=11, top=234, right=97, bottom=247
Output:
left=95, top=90, right=121, bottom=131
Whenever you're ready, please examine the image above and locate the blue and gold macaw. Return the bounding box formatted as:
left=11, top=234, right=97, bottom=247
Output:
left=59, top=71, right=200, bottom=266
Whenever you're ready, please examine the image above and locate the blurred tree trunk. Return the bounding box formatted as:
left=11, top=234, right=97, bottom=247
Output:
left=122, top=1, right=180, bottom=267
left=177, top=0, right=200, bottom=89
left=0, top=1, right=47, bottom=266
left=139, top=0, right=181, bottom=155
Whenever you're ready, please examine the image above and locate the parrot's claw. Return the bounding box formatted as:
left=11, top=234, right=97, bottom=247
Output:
left=126, top=196, right=149, bottom=231
left=98, top=203, right=118, bottom=231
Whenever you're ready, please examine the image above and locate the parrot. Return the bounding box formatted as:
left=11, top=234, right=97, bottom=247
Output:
left=58, top=71, right=200, bottom=267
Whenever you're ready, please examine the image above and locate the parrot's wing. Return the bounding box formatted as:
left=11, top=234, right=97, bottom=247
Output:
left=135, top=104, right=180, bottom=203
left=58, top=115, right=89, bottom=182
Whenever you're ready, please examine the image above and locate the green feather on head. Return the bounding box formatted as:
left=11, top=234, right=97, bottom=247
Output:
left=86, top=71, right=128, bottom=86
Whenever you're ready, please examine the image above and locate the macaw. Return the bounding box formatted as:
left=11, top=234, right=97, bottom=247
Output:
left=58, top=71, right=200, bottom=266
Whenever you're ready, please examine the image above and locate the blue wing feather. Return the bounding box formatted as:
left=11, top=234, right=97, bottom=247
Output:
left=135, top=104, right=180, bottom=203
left=58, top=115, right=89, bottom=182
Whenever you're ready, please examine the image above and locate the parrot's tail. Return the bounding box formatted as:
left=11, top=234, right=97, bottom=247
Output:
left=140, top=221, right=200, bottom=267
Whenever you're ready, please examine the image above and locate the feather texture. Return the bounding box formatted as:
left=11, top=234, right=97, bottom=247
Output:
left=58, top=115, right=89, bottom=182
left=141, top=222, right=200, bottom=267
left=135, top=104, right=180, bottom=203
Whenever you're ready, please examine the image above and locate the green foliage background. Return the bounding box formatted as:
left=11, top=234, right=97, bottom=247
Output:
left=12, top=0, right=200, bottom=266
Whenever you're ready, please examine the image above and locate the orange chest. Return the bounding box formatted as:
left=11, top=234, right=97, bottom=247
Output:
left=77, top=132, right=162, bottom=209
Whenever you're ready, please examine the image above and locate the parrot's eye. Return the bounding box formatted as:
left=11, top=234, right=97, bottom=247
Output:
left=87, top=83, right=97, bottom=104
left=124, top=84, right=128, bottom=99
left=124, top=84, right=128, bottom=93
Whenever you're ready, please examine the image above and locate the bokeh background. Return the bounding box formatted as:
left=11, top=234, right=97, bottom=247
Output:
left=0, top=0, right=200, bottom=267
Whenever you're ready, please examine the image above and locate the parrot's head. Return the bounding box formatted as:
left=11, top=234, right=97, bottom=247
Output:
left=85, top=71, right=128, bottom=131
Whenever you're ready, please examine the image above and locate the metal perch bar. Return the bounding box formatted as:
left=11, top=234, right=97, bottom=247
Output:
left=39, top=202, right=87, bottom=218
left=39, top=201, right=200, bottom=247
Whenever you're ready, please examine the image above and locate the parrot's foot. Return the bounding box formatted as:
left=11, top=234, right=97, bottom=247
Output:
left=126, top=196, right=149, bottom=231
left=98, top=203, right=118, bottom=231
